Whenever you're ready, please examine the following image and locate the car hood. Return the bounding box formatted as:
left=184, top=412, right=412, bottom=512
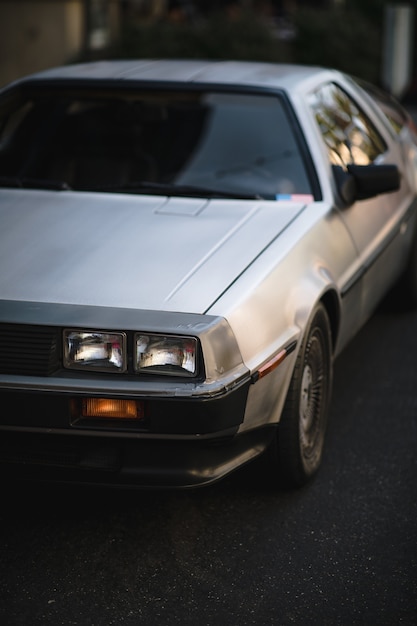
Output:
left=0, top=189, right=306, bottom=314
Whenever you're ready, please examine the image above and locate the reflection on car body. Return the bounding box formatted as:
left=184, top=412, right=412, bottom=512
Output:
left=0, top=60, right=416, bottom=489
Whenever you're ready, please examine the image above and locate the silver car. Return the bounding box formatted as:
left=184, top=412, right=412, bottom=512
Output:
left=1, top=60, right=416, bottom=489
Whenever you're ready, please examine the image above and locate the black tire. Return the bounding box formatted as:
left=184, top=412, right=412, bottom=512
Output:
left=402, top=225, right=417, bottom=307
left=266, top=303, right=333, bottom=488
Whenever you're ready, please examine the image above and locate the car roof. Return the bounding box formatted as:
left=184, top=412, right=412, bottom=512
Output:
left=9, top=59, right=339, bottom=92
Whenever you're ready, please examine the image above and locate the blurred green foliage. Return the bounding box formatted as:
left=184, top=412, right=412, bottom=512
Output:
left=293, top=8, right=382, bottom=83
left=83, top=4, right=403, bottom=86
left=106, top=10, right=292, bottom=63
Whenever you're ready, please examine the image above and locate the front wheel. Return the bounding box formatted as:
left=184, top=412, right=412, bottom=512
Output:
left=266, top=303, right=333, bottom=488
left=401, top=222, right=417, bottom=307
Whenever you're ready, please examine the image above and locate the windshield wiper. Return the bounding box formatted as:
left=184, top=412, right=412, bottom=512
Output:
left=88, top=181, right=264, bottom=200
left=0, top=176, right=71, bottom=190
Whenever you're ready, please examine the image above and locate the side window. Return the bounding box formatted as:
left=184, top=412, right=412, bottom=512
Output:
left=308, top=82, right=387, bottom=168
left=355, top=78, right=409, bottom=135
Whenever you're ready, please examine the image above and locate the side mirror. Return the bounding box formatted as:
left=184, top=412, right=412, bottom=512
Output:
left=332, top=163, right=401, bottom=207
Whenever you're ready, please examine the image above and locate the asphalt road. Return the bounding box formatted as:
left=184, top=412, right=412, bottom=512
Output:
left=1, top=286, right=417, bottom=626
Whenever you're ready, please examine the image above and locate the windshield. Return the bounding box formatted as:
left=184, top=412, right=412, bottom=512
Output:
left=0, top=85, right=313, bottom=199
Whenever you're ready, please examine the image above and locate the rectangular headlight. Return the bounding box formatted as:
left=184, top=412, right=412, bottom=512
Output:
left=63, top=330, right=127, bottom=373
left=135, top=333, right=198, bottom=377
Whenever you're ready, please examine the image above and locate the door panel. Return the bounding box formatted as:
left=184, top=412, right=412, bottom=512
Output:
left=308, top=80, right=413, bottom=319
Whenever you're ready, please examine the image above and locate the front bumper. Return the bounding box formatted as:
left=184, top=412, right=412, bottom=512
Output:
left=0, top=382, right=274, bottom=488
left=0, top=426, right=274, bottom=489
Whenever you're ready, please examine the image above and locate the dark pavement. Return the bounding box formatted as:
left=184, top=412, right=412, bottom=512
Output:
left=0, top=284, right=416, bottom=625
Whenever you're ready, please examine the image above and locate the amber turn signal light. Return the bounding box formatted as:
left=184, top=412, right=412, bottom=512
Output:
left=81, top=398, right=144, bottom=420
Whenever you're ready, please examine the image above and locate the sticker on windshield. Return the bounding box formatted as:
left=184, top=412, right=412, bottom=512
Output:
left=276, top=194, right=314, bottom=202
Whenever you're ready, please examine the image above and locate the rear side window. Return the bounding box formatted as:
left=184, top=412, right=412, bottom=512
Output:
left=356, top=78, right=412, bottom=136
left=308, top=82, right=387, bottom=168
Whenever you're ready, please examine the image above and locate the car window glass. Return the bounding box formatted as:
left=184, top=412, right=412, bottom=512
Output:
left=354, top=78, right=409, bottom=135
left=175, top=92, right=313, bottom=197
left=308, top=82, right=387, bottom=168
left=0, top=87, right=313, bottom=200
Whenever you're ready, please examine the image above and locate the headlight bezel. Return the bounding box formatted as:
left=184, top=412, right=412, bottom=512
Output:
left=63, top=328, right=203, bottom=379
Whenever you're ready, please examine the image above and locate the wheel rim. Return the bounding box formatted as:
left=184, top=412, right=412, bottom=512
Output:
left=299, top=330, right=327, bottom=465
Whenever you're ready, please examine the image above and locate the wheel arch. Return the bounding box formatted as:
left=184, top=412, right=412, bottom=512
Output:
left=319, top=287, right=341, bottom=354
